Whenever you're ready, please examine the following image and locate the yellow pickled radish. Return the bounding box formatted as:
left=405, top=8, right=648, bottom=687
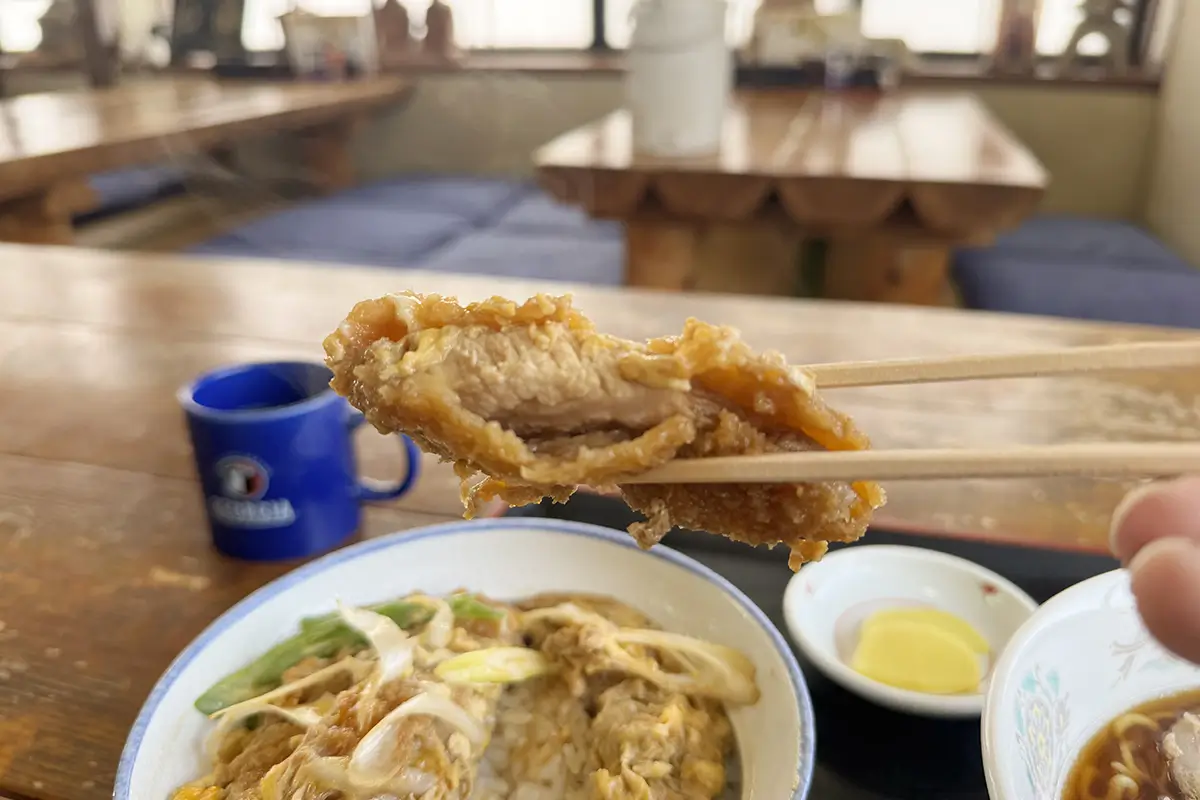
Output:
left=850, top=616, right=982, bottom=694
left=864, top=607, right=990, bottom=654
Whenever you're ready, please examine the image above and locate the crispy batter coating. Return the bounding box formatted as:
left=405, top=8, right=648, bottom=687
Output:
left=324, top=291, right=885, bottom=568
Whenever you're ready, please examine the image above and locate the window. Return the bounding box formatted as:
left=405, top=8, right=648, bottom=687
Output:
left=237, top=0, right=1156, bottom=59
left=855, top=0, right=1137, bottom=57
left=244, top=0, right=371, bottom=52
left=0, top=0, right=52, bottom=53
left=450, top=0, right=594, bottom=48
left=861, top=0, right=1002, bottom=54
left=604, top=0, right=764, bottom=49
left=242, top=0, right=596, bottom=52
left=1035, top=0, right=1135, bottom=55
left=1, top=0, right=129, bottom=54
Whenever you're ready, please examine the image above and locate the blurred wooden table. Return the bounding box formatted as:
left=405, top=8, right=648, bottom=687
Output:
left=536, top=90, right=1048, bottom=305
left=1, top=244, right=1197, bottom=800
left=0, top=76, right=412, bottom=245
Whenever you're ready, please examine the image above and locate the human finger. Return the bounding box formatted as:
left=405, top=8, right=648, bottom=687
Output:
left=1109, top=476, right=1200, bottom=565
left=1128, top=536, right=1200, bottom=665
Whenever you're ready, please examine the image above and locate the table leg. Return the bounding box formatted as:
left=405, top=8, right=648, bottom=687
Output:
left=296, top=117, right=363, bottom=193
left=624, top=221, right=699, bottom=290
left=823, top=235, right=952, bottom=306
left=0, top=181, right=96, bottom=245
left=692, top=223, right=803, bottom=296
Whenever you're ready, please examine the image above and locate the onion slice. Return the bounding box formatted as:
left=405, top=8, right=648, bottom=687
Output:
left=204, top=700, right=323, bottom=765
left=434, top=647, right=551, bottom=684
left=521, top=603, right=760, bottom=705
left=405, top=595, right=455, bottom=649
left=349, top=692, right=486, bottom=786
left=521, top=603, right=601, bottom=629
left=337, top=602, right=415, bottom=685
left=610, top=628, right=760, bottom=705
left=210, top=657, right=366, bottom=721
left=337, top=602, right=418, bottom=728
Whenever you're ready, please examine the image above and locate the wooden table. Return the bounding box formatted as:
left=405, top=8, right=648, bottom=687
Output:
left=2, top=244, right=1197, bottom=799
left=536, top=90, right=1048, bottom=305
left=0, top=76, right=412, bottom=245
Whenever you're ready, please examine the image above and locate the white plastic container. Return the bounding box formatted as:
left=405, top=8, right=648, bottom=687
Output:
left=280, top=10, right=380, bottom=79
left=625, top=0, right=732, bottom=157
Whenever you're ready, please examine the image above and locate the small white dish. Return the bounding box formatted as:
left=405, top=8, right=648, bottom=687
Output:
left=983, top=568, right=1200, bottom=800
left=783, top=544, right=1038, bottom=718
left=117, top=518, right=815, bottom=800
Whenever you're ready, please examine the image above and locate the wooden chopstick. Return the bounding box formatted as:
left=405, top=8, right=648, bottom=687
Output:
left=617, top=443, right=1200, bottom=484
left=608, top=341, right=1200, bottom=486
left=806, top=339, right=1200, bottom=388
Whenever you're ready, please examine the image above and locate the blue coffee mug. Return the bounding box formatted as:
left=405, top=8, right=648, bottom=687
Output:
left=178, top=361, right=421, bottom=561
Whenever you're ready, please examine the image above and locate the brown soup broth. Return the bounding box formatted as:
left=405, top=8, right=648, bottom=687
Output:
left=1062, top=688, right=1200, bottom=800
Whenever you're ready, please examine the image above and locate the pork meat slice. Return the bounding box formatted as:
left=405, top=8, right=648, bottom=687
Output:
left=323, top=291, right=885, bottom=569
left=1166, top=712, right=1200, bottom=800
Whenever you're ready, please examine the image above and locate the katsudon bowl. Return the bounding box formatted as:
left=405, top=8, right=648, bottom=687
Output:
left=116, top=518, right=815, bottom=800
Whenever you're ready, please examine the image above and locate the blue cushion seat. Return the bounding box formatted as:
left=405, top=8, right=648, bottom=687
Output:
left=955, top=252, right=1200, bottom=329
left=187, top=175, right=626, bottom=285
left=188, top=203, right=470, bottom=267
left=331, top=175, right=534, bottom=226
left=952, top=215, right=1198, bottom=328
left=417, top=229, right=624, bottom=285
left=492, top=192, right=622, bottom=241
left=982, top=215, right=1190, bottom=272
left=77, top=165, right=188, bottom=222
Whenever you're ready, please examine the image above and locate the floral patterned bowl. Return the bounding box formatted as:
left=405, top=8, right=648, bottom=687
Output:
left=983, top=568, right=1200, bottom=800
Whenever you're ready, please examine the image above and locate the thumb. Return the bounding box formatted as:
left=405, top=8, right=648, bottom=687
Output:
left=1128, top=535, right=1200, bottom=665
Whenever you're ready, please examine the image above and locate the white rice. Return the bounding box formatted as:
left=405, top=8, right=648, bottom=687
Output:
left=471, top=678, right=590, bottom=800
left=469, top=678, right=742, bottom=800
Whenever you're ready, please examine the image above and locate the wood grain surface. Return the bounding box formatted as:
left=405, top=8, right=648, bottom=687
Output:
left=0, top=244, right=1197, bottom=799
left=0, top=77, right=412, bottom=244
left=535, top=91, right=1047, bottom=226
left=536, top=90, right=1048, bottom=302
left=0, top=77, right=411, bottom=199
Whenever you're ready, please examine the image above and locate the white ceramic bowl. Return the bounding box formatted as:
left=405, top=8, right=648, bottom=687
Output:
left=783, top=545, right=1038, bottom=718
left=983, top=568, right=1200, bottom=800
left=116, top=518, right=815, bottom=800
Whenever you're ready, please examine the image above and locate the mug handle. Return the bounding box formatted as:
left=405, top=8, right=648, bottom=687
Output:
left=346, top=411, right=422, bottom=502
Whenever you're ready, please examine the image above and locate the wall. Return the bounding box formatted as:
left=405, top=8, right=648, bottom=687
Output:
left=1145, top=0, right=1200, bottom=264
left=355, top=73, right=624, bottom=178
left=968, top=84, right=1156, bottom=219
left=354, top=73, right=1158, bottom=220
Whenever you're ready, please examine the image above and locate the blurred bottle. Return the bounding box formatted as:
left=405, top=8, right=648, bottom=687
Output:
left=423, top=0, right=457, bottom=61
left=824, top=46, right=856, bottom=91
left=992, top=0, right=1040, bottom=75
left=627, top=0, right=731, bottom=157
left=374, top=0, right=412, bottom=68
left=820, top=2, right=863, bottom=92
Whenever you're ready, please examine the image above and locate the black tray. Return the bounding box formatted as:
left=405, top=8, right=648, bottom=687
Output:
left=505, top=494, right=1119, bottom=800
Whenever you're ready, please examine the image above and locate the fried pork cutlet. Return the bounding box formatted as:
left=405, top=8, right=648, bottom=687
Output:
left=323, top=291, right=885, bottom=569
